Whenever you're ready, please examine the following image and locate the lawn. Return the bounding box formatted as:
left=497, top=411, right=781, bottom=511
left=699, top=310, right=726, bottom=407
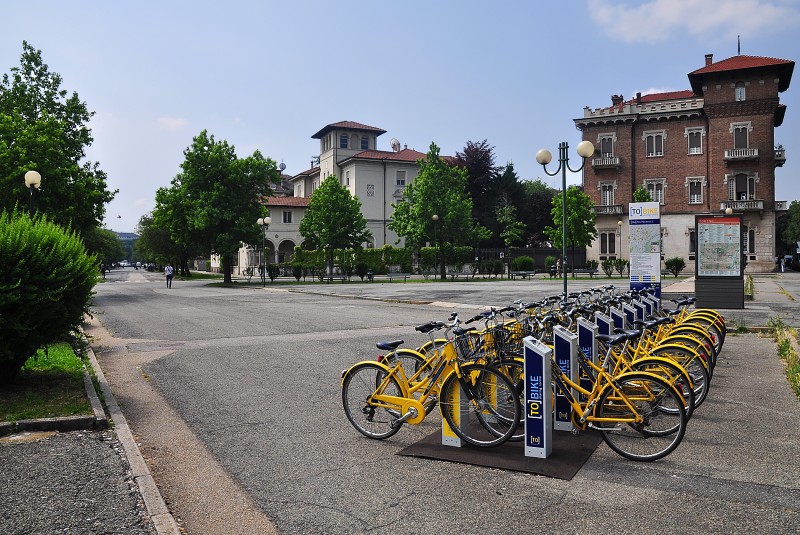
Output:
left=0, top=343, right=92, bottom=423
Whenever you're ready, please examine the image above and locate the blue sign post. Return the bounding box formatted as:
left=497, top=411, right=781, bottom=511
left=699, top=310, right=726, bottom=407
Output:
left=553, top=326, right=577, bottom=432
left=577, top=318, right=598, bottom=402
left=628, top=202, right=662, bottom=298
left=524, top=336, right=552, bottom=459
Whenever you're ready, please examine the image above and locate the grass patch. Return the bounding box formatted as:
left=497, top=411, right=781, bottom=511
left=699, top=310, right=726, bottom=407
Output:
left=0, top=343, right=92, bottom=423
left=177, top=271, right=224, bottom=280
left=767, top=316, right=800, bottom=399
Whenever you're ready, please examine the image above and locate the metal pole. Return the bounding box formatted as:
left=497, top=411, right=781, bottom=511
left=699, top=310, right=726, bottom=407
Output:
left=29, top=185, right=35, bottom=217
left=262, top=227, right=266, bottom=287
left=560, top=142, right=568, bottom=298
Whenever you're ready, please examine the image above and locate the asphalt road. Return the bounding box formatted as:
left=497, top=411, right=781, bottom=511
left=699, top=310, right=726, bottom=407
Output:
left=90, top=268, right=800, bottom=534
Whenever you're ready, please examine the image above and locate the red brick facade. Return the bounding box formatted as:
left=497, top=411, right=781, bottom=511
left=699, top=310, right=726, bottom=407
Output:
left=577, top=54, right=794, bottom=272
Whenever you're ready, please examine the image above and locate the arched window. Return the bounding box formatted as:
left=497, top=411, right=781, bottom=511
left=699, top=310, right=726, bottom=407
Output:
left=340, top=134, right=348, bottom=149
left=735, top=81, right=746, bottom=102
left=361, top=135, right=369, bottom=150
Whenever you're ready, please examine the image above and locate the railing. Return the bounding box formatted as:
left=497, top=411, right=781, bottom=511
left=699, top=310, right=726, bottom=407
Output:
left=720, top=199, right=764, bottom=211
left=591, top=155, right=620, bottom=169
left=775, top=146, right=786, bottom=167
left=593, top=204, right=623, bottom=216
left=724, top=148, right=759, bottom=160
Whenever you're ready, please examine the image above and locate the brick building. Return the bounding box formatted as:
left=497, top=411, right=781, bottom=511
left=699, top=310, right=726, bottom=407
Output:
left=577, top=53, right=794, bottom=273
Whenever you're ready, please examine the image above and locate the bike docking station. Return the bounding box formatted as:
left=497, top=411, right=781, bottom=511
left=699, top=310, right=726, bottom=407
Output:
left=441, top=381, right=468, bottom=447
left=610, top=306, right=626, bottom=331
left=523, top=335, right=553, bottom=458
left=553, top=326, right=578, bottom=432
left=577, top=318, right=599, bottom=401
left=595, top=311, right=613, bottom=336
left=622, top=303, right=637, bottom=328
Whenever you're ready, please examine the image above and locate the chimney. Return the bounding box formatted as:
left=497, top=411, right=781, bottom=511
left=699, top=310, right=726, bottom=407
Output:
left=611, top=94, right=624, bottom=106
left=636, top=92, right=642, bottom=105
left=705, top=54, right=713, bottom=67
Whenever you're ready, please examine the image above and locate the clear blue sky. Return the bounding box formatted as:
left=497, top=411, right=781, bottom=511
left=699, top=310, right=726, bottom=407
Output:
left=3, top=0, right=799, bottom=233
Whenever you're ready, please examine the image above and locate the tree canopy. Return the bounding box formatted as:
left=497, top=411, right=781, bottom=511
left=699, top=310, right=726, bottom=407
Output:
left=154, top=130, right=280, bottom=282
left=0, top=41, right=116, bottom=236
left=544, top=186, right=597, bottom=270
left=299, top=175, right=371, bottom=273
left=390, top=142, right=489, bottom=278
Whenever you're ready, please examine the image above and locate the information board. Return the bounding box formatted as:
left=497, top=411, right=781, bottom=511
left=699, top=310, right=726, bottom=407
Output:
left=628, top=202, right=661, bottom=297
left=696, top=216, right=743, bottom=277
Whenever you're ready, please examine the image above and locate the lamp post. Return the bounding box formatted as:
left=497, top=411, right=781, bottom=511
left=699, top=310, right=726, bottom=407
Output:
left=24, top=170, right=42, bottom=217
left=257, top=216, right=271, bottom=287
left=536, top=140, right=595, bottom=297
left=432, top=214, right=439, bottom=280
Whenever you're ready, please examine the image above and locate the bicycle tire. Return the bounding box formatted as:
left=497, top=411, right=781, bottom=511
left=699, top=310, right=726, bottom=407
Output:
left=439, top=364, right=520, bottom=447
left=650, top=344, right=711, bottom=407
left=595, top=372, right=687, bottom=462
left=342, top=362, right=404, bottom=440
left=630, top=357, right=695, bottom=419
left=488, top=358, right=525, bottom=441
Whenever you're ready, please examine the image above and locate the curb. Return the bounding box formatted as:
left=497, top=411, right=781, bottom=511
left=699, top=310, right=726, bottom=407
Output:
left=85, top=344, right=181, bottom=535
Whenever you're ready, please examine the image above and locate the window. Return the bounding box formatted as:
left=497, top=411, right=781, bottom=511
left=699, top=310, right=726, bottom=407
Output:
left=644, top=131, right=665, bottom=157
left=361, top=135, right=369, bottom=150
left=732, top=123, right=750, bottom=149
left=600, top=232, right=616, bottom=255
left=744, top=226, right=755, bottom=254
left=645, top=179, right=665, bottom=205
left=728, top=173, right=756, bottom=200
left=340, top=134, right=348, bottom=149
left=689, top=229, right=696, bottom=255
left=687, top=177, right=705, bottom=204
left=599, top=135, right=614, bottom=157
left=735, top=81, right=746, bottom=102
left=396, top=170, right=406, bottom=187
left=345, top=170, right=350, bottom=186
left=366, top=184, right=375, bottom=197
left=282, top=211, right=292, bottom=224
left=600, top=183, right=615, bottom=205
left=686, top=128, right=704, bottom=155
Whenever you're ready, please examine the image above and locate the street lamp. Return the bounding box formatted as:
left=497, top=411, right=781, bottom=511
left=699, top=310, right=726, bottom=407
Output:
left=432, top=214, right=439, bottom=280
left=725, top=207, right=733, bottom=215
left=257, top=216, right=271, bottom=287
left=536, top=140, right=595, bottom=297
left=24, top=170, right=41, bottom=217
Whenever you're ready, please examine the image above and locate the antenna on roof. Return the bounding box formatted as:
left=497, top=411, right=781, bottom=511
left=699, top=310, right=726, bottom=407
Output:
left=738, top=35, right=741, bottom=55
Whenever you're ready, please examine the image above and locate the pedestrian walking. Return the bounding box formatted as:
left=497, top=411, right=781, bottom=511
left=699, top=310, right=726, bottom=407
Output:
left=165, top=264, right=174, bottom=288
left=100, top=263, right=106, bottom=279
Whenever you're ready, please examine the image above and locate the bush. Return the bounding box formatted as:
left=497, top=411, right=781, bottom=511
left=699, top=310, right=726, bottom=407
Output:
left=586, top=259, right=599, bottom=271
left=355, top=262, right=369, bottom=281
left=545, top=256, right=556, bottom=273
left=266, top=264, right=280, bottom=281
left=613, top=258, right=629, bottom=278
left=0, top=211, right=97, bottom=384
left=512, top=255, right=535, bottom=272
left=291, top=264, right=302, bottom=282
left=664, top=257, right=686, bottom=278
left=601, top=259, right=615, bottom=277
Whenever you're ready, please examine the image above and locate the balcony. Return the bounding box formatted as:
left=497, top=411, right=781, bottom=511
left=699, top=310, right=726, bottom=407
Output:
left=724, top=147, right=759, bottom=163
left=775, top=145, right=786, bottom=167
left=720, top=199, right=764, bottom=212
left=591, top=155, right=621, bottom=170
left=593, top=204, right=623, bottom=216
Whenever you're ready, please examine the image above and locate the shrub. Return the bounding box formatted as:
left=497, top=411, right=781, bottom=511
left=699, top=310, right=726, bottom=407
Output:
left=613, top=258, right=629, bottom=278
left=664, top=257, right=686, bottom=278
left=291, top=264, right=303, bottom=281
left=512, top=255, right=535, bottom=272
left=601, top=259, right=615, bottom=277
left=0, top=211, right=97, bottom=385
left=544, top=256, right=556, bottom=273
left=586, top=259, right=599, bottom=271
left=266, top=264, right=280, bottom=281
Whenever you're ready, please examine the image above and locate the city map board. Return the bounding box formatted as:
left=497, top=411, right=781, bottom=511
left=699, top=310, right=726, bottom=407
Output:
left=696, top=215, right=743, bottom=277
left=628, top=202, right=661, bottom=296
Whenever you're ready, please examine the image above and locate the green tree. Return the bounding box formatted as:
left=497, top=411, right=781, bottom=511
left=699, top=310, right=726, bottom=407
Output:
left=0, top=41, right=116, bottom=236
left=455, top=139, right=499, bottom=242
left=520, top=178, right=557, bottom=246
left=780, top=200, right=800, bottom=254
left=633, top=185, right=652, bottom=202
left=544, top=186, right=597, bottom=275
left=82, top=227, right=125, bottom=266
left=495, top=194, right=526, bottom=248
left=134, top=213, right=180, bottom=267
left=299, top=175, right=371, bottom=274
left=162, top=130, right=279, bottom=283
left=390, top=142, right=489, bottom=279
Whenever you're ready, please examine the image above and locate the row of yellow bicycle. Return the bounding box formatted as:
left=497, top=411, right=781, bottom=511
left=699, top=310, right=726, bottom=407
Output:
left=341, top=286, right=725, bottom=462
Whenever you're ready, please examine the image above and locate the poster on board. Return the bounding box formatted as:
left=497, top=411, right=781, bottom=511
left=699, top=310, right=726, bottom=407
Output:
left=628, top=202, right=661, bottom=297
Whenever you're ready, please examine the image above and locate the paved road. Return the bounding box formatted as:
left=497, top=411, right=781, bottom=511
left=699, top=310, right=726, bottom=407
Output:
left=82, top=269, right=800, bottom=534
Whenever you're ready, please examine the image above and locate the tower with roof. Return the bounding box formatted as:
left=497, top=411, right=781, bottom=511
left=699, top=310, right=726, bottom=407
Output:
left=577, top=53, right=794, bottom=273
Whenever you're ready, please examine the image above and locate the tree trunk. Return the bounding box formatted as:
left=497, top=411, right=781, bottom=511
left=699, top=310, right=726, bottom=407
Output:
left=223, top=253, right=233, bottom=283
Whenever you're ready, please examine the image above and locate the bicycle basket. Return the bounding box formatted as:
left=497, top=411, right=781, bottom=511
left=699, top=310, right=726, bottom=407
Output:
left=453, top=333, right=483, bottom=361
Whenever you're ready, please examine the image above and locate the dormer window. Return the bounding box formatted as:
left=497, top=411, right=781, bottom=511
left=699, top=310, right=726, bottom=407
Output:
left=735, top=81, right=746, bottom=102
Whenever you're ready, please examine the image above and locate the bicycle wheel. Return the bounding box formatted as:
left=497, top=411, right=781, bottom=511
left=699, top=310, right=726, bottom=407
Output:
left=630, top=357, right=695, bottom=419
left=594, top=372, right=687, bottom=462
left=488, top=357, right=524, bottom=441
left=650, top=345, right=711, bottom=408
left=382, top=349, right=429, bottom=385
left=342, top=362, right=404, bottom=440
left=439, top=364, right=520, bottom=447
